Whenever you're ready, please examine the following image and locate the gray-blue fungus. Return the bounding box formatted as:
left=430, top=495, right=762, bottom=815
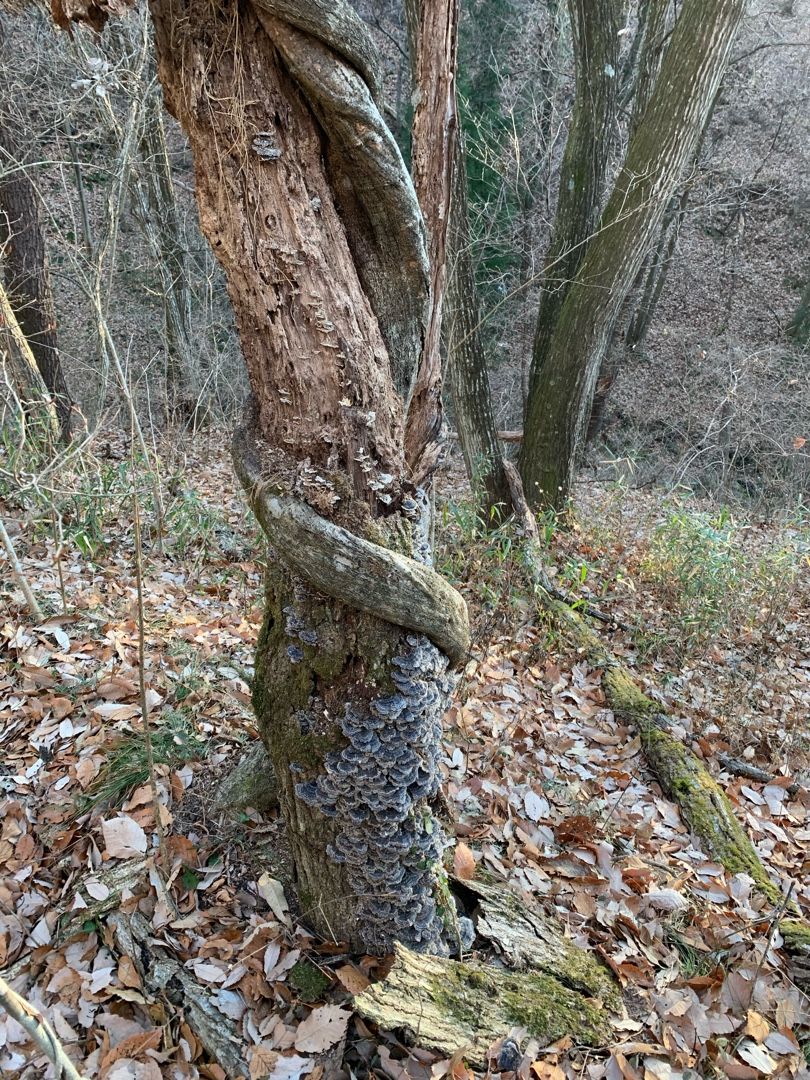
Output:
left=289, top=626, right=458, bottom=954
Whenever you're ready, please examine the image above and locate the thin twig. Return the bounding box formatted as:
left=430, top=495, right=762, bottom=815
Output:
left=131, top=432, right=176, bottom=916
left=0, top=974, right=88, bottom=1080
left=0, top=514, right=44, bottom=622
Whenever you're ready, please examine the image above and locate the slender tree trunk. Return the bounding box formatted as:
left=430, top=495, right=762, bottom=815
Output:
left=0, top=278, right=60, bottom=444
left=445, top=131, right=512, bottom=516
left=146, top=0, right=469, bottom=955
left=0, top=123, right=73, bottom=441
left=625, top=0, right=671, bottom=132
left=788, top=277, right=810, bottom=343
left=520, top=0, right=747, bottom=510
left=528, top=0, right=619, bottom=390
left=404, top=0, right=512, bottom=518
left=403, top=0, right=458, bottom=483
left=138, top=71, right=201, bottom=422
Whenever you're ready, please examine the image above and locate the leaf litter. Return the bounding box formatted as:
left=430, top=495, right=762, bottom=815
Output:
left=1, top=440, right=808, bottom=1079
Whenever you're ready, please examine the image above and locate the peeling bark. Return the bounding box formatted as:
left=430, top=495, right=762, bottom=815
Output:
left=403, top=0, right=458, bottom=483
left=144, top=0, right=469, bottom=954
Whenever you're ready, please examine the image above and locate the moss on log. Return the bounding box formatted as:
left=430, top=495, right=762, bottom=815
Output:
left=525, top=552, right=810, bottom=950
left=355, top=942, right=613, bottom=1063
left=456, top=877, right=620, bottom=1010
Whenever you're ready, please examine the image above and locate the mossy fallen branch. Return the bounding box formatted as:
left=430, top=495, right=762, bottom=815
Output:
left=517, top=536, right=810, bottom=976
left=355, top=942, right=613, bottom=1064
left=456, top=877, right=620, bottom=1009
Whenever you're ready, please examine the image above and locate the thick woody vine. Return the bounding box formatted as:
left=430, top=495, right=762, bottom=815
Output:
left=126, top=0, right=471, bottom=953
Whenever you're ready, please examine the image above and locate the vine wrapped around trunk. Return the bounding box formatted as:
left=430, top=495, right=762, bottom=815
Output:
left=139, top=0, right=471, bottom=954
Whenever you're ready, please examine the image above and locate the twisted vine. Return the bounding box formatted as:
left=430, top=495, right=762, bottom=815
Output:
left=233, top=404, right=470, bottom=669
left=253, top=0, right=430, bottom=399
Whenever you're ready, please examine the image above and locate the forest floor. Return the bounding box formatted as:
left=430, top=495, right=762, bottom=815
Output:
left=1, top=430, right=809, bottom=1080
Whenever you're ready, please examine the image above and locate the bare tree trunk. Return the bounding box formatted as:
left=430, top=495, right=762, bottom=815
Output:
left=404, top=0, right=512, bottom=519
left=445, top=131, right=513, bottom=516
left=0, top=279, right=60, bottom=444
left=520, top=0, right=747, bottom=510
left=527, top=0, right=619, bottom=391
left=137, top=70, right=201, bottom=422
left=403, top=0, right=458, bottom=483
left=0, top=122, right=73, bottom=441
left=145, top=0, right=469, bottom=955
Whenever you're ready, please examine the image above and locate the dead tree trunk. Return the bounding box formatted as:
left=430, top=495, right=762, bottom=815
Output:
left=0, top=122, right=73, bottom=441
left=144, top=0, right=472, bottom=954
left=403, top=0, right=457, bottom=483
left=519, top=0, right=747, bottom=511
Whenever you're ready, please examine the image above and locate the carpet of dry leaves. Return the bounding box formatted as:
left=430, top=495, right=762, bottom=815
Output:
left=1, top=438, right=808, bottom=1080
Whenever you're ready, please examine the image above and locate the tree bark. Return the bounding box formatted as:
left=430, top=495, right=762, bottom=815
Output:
left=146, top=0, right=468, bottom=954
left=444, top=130, right=514, bottom=519
left=520, top=0, right=747, bottom=511
left=0, top=122, right=73, bottom=441
left=527, top=0, right=619, bottom=393
left=402, top=0, right=458, bottom=484
left=0, top=279, right=60, bottom=445
left=404, top=0, right=512, bottom=519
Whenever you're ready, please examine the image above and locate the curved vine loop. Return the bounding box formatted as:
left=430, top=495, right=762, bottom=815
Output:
left=233, top=405, right=470, bottom=669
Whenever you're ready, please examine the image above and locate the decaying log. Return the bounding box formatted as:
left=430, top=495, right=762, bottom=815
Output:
left=355, top=938, right=614, bottom=1065
left=109, top=911, right=249, bottom=1079
left=456, top=877, right=618, bottom=1004
left=60, top=859, right=149, bottom=938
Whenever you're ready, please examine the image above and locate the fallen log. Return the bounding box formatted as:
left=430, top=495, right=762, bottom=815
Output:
left=524, top=549, right=810, bottom=984
left=501, top=465, right=810, bottom=986
left=354, top=874, right=619, bottom=1063
left=355, top=941, right=613, bottom=1065
left=109, top=910, right=249, bottom=1079
left=455, top=876, right=617, bottom=1001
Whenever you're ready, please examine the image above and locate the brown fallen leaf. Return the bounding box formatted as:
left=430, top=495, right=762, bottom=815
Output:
left=334, top=963, right=370, bottom=995
left=745, top=1009, right=769, bottom=1044
left=100, top=1028, right=162, bottom=1075
left=453, top=842, right=476, bottom=880
left=293, top=1003, right=351, bottom=1053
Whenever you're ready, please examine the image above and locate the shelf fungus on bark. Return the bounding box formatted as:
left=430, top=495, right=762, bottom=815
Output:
left=294, top=632, right=457, bottom=954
